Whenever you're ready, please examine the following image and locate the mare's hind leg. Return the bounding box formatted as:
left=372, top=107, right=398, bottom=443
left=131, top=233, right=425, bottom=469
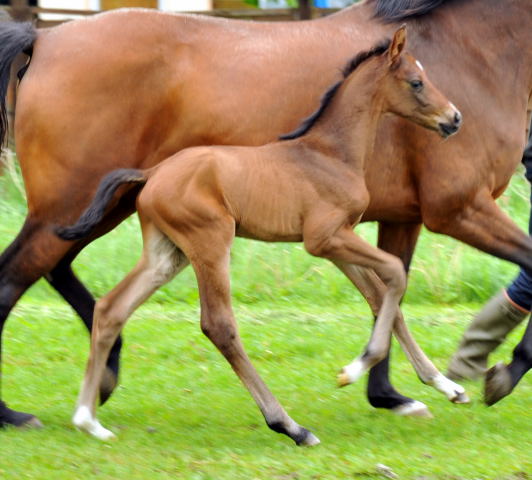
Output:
left=73, top=225, right=188, bottom=440
left=173, top=222, right=319, bottom=446
left=0, top=219, right=78, bottom=428
left=485, top=314, right=532, bottom=405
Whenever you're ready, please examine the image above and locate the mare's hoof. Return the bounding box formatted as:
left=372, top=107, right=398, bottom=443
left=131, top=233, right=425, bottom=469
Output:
left=19, top=416, right=44, bottom=429
left=484, top=362, right=512, bottom=406
left=392, top=400, right=433, bottom=418
left=0, top=401, right=43, bottom=429
left=99, top=367, right=118, bottom=405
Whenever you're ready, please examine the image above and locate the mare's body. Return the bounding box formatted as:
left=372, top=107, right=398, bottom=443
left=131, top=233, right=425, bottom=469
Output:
left=0, top=0, right=531, bottom=426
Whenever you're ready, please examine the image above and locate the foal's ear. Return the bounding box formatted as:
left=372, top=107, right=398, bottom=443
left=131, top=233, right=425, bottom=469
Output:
left=389, top=25, right=407, bottom=67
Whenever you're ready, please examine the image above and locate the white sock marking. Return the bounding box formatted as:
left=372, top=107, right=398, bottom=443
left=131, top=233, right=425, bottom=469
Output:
left=73, top=406, right=116, bottom=441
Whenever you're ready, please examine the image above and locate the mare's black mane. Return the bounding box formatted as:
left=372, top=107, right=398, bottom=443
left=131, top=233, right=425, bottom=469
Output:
left=279, top=38, right=391, bottom=141
left=370, top=0, right=459, bottom=23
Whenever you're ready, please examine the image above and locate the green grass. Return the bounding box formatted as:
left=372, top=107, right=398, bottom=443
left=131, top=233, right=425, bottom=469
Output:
left=0, top=157, right=531, bottom=479
left=1, top=301, right=531, bottom=479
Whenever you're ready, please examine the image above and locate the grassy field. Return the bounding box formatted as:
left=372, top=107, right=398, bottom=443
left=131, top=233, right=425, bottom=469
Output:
left=0, top=158, right=531, bottom=479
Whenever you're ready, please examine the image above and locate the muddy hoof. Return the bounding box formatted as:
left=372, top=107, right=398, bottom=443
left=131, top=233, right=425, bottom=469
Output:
left=484, top=362, right=513, bottom=406
left=99, top=367, right=118, bottom=405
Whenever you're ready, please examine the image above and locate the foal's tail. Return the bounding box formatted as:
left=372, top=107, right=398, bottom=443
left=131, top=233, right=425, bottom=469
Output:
left=0, top=21, right=36, bottom=147
left=56, top=169, right=148, bottom=241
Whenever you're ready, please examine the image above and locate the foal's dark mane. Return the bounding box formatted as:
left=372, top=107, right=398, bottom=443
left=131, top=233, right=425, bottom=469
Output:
left=279, top=39, right=391, bottom=141
left=370, top=0, right=462, bottom=23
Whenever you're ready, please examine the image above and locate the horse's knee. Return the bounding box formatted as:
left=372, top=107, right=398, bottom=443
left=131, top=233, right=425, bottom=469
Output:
left=363, top=346, right=388, bottom=367
left=201, top=315, right=238, bottom=353
left=93, top=299, right=126, bottom=345
left=378, top=256, right=406, bottom=293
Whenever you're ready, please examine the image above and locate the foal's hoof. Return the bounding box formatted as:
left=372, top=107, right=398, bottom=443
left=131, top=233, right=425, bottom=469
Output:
left=99, top=367, right=118, bottom=406
left=73, top=406, right=116, bottom=441
left=392, top=400, right=433, bottom=418
left=337, top=370, right=351, bottom=387
left=337, top=359, right=365, bottom=387
left=484, top=362, right=513, bottom=406
left=295, top=428, right=321, bottom=447
left=451, top=391, right=470, bottom=404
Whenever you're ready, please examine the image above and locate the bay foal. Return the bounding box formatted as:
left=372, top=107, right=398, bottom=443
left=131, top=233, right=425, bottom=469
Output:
left=59, top=28, right=461, bottom=444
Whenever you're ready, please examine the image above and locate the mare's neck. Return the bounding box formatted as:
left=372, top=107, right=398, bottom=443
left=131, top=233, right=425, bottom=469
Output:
left=301, top=62, right=386, bottom=170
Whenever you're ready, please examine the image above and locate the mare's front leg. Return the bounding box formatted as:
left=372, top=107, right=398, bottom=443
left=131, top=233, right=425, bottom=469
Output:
left=73, top=227, right=188, bottom=440
left=178, top=223, right=319, bottom=446
left=485, top=314, right=532, bottom=405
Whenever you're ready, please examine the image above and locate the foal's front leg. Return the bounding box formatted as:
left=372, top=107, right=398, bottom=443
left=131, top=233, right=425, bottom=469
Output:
left=334, top=263, right=468, bottom=409
left=305, top=225, right=406, bottom=384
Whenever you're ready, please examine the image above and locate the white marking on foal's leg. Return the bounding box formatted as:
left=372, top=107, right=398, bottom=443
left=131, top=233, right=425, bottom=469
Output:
left=73, top=406, right=116, bottom=441
left=337, top=356, right=367, bottom=386
left=428, top=373, right=470, bottom=403
left=392, top=400, right=433, bottom=418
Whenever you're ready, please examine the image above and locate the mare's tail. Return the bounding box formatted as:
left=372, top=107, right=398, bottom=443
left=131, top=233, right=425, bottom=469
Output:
left=56, top=169, right=148, bottom=241
left=0, top=21, right=36, bottom=146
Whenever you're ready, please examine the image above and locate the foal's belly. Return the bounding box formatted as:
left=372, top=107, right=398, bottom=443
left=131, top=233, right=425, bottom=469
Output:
left=235, top=222, right=303, bottom=243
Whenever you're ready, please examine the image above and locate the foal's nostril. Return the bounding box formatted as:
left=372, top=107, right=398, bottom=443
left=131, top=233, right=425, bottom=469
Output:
left=454, top=111, right=462, bottom=126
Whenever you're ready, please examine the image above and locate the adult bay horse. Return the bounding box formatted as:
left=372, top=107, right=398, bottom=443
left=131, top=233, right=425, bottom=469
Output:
left=0, top=0, right=531, bottom=428
left=58, top=30, right=461, bottom=443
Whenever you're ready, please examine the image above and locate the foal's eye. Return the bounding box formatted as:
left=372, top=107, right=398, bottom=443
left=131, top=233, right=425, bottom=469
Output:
left=410, top=79, right=424, bottom=91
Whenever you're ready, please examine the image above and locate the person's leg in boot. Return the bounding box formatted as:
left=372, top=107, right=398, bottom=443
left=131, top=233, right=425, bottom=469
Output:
left=448, top=129, right=532, bottom=381
left=447, top=289, right=529, bottom=380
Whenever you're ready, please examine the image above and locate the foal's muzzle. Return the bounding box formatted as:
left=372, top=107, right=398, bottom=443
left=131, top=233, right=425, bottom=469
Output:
left=438, top=109, right=462, bottom=138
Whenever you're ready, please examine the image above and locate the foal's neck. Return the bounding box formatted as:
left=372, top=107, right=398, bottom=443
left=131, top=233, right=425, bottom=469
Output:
left=301, top=61, right=386, bottom=169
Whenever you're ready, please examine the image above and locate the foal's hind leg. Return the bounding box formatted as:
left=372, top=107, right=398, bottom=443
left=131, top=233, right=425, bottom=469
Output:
left=73, top=226, right=188, bottom=440
left=174, top=224, right=319, bottom=446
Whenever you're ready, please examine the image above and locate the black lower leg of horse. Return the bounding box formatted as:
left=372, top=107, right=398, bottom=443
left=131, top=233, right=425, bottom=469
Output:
left=506, top=315, right=532, bottom=388
left=0, top=238, right=42, bottom=427
left=46, top=260, right=122, bottom=405
left=367, top=222, right=422, bottom=411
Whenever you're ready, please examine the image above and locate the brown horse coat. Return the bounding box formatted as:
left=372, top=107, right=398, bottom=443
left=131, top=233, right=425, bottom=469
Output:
left=0, top=0, right=531, bottom=426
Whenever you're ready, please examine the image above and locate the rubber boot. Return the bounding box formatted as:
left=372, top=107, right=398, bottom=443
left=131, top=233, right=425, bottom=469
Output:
left=447, top=290, right=528, bottom=380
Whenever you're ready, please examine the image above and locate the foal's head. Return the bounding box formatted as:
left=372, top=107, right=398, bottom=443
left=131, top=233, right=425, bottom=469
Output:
left=379, top=26, right=461, bottom=138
